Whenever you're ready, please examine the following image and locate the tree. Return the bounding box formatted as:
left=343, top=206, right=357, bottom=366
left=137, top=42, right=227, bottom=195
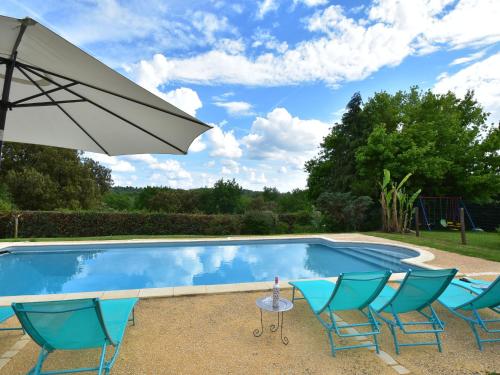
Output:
left=307, top=87, right=499, bottom=203
left=147, top=189, right=182, bottom=213
left=103, top=192, right=134, bottom=211
left=306, top=92, right=373, bottom=200
left=262, top=187, right=280, bottom=202
left=209, top=179, right=243, bottom=214
left=355, top=88, right=499, bottom=201
left=4, top=168, right=58, bottom=210
left=0, top=183, right=14, bottom=211
left=316, top=192, right=372, bottom=231
left=277, top=189, right=312, bottom=213
left=135, top=187, right=161, bottom=210
left=0, top=144, right=112, bottom=210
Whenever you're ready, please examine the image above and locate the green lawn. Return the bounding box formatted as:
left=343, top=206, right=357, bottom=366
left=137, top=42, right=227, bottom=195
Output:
left=366, top=231, right=500, bottom=262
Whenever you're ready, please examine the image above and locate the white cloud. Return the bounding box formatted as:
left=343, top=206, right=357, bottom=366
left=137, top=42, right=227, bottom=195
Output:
left=131, top=1, right=500, bottom=87
left=189, top=135, right=207, bottom=152
left=293, top=0, right=329, bottom=7
left=58, top=0, right=163, bottom=45
left=161, top=87, right=203, bottom=117
left=220, top=159, right=240, bottom=175
left=112, top=174, right=139, bottom=186
left=85, top=153, right=135, bottom=172
left=149, top=159, right=191, bottom=179
left=434, top=52, right=500, bottom=123
left=232, top=3, right=244, bottom=13
left=257, top=0, right=279, bottom=19
left=122, top=153, right=194, bottom=187
left=125, top=154, right=158, bottom=163
left=192, top=11, right=234, bottom=43
left=251, top=29, right=288, bottom=53
left=450, top=50, right=487, bottom=66
left=51, top=0, right=208, bottom=61
left=249, top=170, right=267, bottom=184
left=215, top=38, right=246, bottom=55
left=419, top=0, right=500, bottom=50
left=205, top=125, right=243, bottom=158
left=130, top=58, right=203, bottom=116
left=242, top=107, right=330, bottom=169
left=213, top=101, right=254, bottom=116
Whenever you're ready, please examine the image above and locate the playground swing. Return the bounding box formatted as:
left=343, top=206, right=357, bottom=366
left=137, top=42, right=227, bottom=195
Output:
left=417, top=196, right=480, bottom=231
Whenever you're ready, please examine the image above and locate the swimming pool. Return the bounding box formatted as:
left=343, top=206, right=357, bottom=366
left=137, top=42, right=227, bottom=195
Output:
left=0, top=239, right=419, bottom=296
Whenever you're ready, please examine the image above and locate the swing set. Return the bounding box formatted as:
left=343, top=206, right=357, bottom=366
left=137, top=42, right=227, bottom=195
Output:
left=417, top=196, right=479, bottom=231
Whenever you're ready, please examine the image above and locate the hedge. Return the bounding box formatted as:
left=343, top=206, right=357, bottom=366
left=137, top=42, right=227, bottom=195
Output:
left=0, top=211, right=315, bottom=238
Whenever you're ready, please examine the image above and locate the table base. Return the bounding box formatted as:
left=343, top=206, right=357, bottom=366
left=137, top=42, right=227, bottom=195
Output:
left=253, top=309, right=289, bottom=345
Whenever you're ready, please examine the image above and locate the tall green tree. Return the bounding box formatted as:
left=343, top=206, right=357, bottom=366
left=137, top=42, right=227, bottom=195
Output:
left=306, top=92, right=373, bottom=199
left=307, top=87, right=499, bottom=203
left=208, top=179, right=243, bottom=214
left=0, top=144, right=112, bottom=210
left=355, top=88, right=499, bottom=201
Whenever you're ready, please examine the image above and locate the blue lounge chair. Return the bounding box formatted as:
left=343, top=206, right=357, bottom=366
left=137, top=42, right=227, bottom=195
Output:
left=0, top=306, right=24, bottom=333
left=438, top=276, right=499, bottom=350
left=290, top=270, right=391, bottom=356
left=12, top=297, right=138, bottom=375
left=452, top=277, right=493, bottom=294
left=370, top=268, right=457, bottom=354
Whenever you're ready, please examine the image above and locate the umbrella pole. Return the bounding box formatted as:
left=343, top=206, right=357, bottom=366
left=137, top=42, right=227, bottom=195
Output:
left=0, top=18, right=33, bottom=170
left=0, top=57, right=16, bottom=170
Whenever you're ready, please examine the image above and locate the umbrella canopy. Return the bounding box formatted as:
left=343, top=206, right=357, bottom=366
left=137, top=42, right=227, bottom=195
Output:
left=0, top=15, right=210, bottom=162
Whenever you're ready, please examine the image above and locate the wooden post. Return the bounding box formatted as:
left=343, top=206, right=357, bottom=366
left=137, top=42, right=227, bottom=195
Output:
left=415, top=208, right=420, bottom=237
left=460, top=207, right=466, bottom=245
left=14, top=214, right=19, bottom=239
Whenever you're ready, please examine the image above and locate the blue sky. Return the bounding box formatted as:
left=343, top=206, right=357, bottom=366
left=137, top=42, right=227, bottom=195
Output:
left=2, top=0, right=499, bottom=191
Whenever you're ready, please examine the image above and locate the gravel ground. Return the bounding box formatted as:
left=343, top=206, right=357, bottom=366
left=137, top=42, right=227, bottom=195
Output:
left=1, top=288, right=499, bottom=375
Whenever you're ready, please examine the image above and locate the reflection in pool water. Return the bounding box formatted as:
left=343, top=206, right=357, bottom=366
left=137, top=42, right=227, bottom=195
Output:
left=0, top=241, right=416, bottom=296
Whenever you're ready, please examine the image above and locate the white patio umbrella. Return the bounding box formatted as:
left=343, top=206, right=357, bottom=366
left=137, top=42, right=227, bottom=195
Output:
left=0, top=15, right=211, bottom=166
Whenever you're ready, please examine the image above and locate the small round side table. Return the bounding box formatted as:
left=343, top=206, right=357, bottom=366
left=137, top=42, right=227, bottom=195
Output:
left=253, top=296, right=293, bottom=345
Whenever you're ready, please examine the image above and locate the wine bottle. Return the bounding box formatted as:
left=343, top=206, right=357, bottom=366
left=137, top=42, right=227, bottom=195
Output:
left=272, top=276, right=280, bottom=308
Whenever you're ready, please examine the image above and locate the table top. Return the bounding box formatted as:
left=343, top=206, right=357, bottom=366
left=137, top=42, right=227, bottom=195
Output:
left=256, top=296, right=293, bottom=312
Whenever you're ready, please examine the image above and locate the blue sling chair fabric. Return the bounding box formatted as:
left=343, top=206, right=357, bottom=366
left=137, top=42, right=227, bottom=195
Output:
left=438, top=276, right=500, bottom=350
left=290, top=270, right=391, bottom=356
left=12, top=297, right=138, bottom=375
left=370, top=268, right=458, bottom=354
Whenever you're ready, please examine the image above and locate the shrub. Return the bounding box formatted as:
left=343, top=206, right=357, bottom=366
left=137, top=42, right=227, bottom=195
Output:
left=0, top=210, right=328, bottom=239
left=278, top=211, right=312, bottom=231
left=316, top=192, right=373, bottom=231
left=241, top=210, right=277, bottom=235
left=0, top=211, right=242, bottom=238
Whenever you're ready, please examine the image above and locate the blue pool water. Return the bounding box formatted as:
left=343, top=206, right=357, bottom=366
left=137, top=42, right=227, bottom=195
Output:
left=0, top=239, right=419, bottom=296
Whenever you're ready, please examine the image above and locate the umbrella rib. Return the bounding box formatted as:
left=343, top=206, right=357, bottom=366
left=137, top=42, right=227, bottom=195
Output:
left=13, top=99, right=86, bottom=108
left=22, top=65, right=188, bottom=155
left=17, top=66, right=111, bottom=155
left=12, top=60, right=211, bottom=130
left=11, top=83, right=78, bottom=105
